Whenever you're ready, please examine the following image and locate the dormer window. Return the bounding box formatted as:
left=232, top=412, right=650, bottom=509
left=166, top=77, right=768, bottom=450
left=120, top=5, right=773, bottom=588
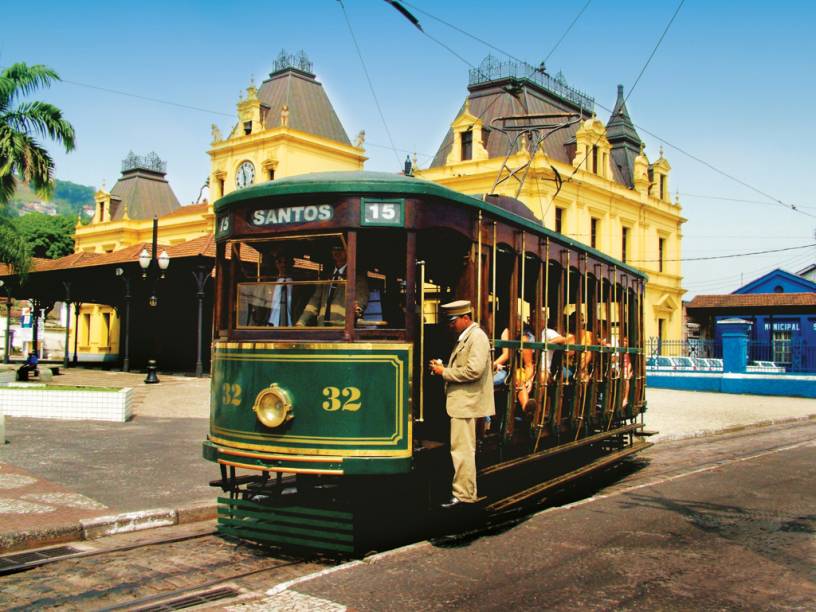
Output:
left=243, top=121, right=252, bottom=135
left=592, top=145, right=598, bottom=173
left=660, top=174, right=666, bottom=200
left=461, top=129, right=473, bottom=161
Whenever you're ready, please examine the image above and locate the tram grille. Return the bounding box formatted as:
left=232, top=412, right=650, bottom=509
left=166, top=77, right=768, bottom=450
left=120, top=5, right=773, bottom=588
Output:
left=133, top=586, right=241, bottom=611
left=0, top=545, right=81, bottom=572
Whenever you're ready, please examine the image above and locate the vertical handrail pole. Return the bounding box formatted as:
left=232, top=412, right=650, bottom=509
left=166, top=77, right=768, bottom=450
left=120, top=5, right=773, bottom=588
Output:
left=476, top=211, right=482, bottom=325
left=491, top=222, right=497, bottom=347
left=417, top=260, right=426, bottom=423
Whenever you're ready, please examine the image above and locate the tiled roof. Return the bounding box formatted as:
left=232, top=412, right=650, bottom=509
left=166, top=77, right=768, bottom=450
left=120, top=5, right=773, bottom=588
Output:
left=159, top=203, right=210, bottom=219
left=687, top=293, right=816, bottom=309
left=0, top=238, right=217, bottom=277
left=0, top=234, right=264, bottom=281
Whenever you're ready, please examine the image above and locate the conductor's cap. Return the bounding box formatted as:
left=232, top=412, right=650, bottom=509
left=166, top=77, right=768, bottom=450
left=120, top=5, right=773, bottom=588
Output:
left=440, top=299, right=472, bottom=320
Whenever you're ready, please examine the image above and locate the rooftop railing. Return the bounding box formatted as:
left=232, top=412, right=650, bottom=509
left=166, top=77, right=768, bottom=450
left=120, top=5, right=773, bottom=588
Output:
left=469, top=55, right=595, bottom=113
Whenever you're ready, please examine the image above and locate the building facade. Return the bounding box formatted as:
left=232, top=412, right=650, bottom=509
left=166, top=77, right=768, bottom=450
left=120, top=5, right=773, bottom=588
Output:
left=66, top=51, right=364, bottom=366
left=686, top=268, right=816, bottom=372
left=415, top=57, right=686, bottom=342
left=208, top=51, right=365, bottom=201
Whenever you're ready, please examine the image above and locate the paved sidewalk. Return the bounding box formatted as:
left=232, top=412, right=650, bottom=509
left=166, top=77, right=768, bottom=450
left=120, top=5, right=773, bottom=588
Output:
left=0, top=369, right=814, bottom=552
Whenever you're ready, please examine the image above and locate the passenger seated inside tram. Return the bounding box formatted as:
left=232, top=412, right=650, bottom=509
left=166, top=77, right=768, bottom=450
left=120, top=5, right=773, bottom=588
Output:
left=493, top=321, right=535, bottom=412
left=540, top=311, right=568, bottom=386
left=296, top=244, right=368, bottom=327
left=563, top=312, right=593, bottom=383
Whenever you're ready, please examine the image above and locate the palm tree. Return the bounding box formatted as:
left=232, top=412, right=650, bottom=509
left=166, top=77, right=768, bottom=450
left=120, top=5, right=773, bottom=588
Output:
left=0, top=62, right=76, bottom=275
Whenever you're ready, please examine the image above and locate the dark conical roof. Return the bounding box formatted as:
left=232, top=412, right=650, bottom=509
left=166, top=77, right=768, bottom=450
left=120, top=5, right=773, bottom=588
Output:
left=606, top=85, right=643, bottom=189
left=606, top=84, right=642, bottom=146
left=109, top=154, right=180, bottom=220
left=256, top=57, right=351, bottom=145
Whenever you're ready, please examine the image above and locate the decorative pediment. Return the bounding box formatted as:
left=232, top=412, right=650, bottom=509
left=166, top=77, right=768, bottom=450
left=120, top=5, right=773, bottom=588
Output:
left=445, top=100, right=489, bottom=164
left=653, top=292, right=680, bottom=313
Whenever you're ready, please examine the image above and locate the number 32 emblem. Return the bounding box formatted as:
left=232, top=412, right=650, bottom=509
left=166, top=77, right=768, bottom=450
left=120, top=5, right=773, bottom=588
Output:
left=322, top=386, right=362, bottom=412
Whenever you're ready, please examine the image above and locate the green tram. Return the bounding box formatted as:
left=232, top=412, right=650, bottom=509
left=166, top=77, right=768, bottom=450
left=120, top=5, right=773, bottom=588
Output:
left=203, top=171, right=651, bottom=553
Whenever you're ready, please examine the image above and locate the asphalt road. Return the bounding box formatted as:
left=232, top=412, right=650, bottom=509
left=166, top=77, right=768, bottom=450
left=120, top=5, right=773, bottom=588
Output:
left=255, top=420, right=816, bottom=611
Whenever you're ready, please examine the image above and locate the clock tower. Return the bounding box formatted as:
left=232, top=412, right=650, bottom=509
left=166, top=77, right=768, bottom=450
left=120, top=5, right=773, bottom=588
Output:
left=208, top=50, right=366, bottom=200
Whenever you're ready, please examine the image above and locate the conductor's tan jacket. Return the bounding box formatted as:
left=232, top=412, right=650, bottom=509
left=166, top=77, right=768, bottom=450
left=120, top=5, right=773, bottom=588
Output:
left=442, top=323, right=496, bottom=419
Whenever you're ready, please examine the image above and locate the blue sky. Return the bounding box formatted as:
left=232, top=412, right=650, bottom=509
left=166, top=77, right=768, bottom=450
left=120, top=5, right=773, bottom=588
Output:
left=3, top=0, right=815, bottom=297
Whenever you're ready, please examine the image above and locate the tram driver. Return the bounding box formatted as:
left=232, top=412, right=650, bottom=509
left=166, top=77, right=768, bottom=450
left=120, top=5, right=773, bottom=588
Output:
left=296, top=244, right=368, bottom=327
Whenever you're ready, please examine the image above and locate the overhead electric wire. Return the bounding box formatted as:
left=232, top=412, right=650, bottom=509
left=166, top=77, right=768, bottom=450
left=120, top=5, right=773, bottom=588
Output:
left=58, top=78, right=233, bottom=118
left=394, top=3, right=814, bottom=222
left=338, top=0, right=402, bottom=168
left=629, top=242, right=815, bottom=264
left=556, top=0, right=685, bottom=194
left=588, top=96, right=816, bottom=219
left=683, top=250, right=815, bottom=292
left=678, top=192, right=816, bottom=212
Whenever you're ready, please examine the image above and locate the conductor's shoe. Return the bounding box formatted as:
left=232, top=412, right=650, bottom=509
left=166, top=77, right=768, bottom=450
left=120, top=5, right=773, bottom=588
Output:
left=440, top=496, right=463, bottom=510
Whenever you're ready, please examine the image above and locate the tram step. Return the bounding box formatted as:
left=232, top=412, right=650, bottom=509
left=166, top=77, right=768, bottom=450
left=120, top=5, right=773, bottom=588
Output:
left=487, top=440, right=653, bottom=512
left=478, top=422, right=644, bottom=478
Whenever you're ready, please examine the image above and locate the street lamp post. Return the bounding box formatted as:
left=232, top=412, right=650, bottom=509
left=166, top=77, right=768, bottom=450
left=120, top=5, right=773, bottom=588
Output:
left=61, top=281, right=71, bottom=369
left=0, top=280, right=11, bottom=364
left=138, top=216, right=170, bottom=384
left=114, top=268, right=131, bottom=372
left=192, top=266, right=211, bottom=377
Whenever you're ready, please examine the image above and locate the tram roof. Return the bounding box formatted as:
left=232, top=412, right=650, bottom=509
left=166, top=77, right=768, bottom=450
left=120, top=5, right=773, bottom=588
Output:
left=215, top=171, right=646, bottom=279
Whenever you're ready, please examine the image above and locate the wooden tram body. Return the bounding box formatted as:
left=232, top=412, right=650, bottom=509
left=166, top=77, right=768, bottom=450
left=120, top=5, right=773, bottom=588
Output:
left=203, top=171, right=650, bottom=553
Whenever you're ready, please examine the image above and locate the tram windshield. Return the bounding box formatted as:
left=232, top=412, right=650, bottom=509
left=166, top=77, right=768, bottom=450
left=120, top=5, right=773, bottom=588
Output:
left=231, top=232, right=406, bottom=330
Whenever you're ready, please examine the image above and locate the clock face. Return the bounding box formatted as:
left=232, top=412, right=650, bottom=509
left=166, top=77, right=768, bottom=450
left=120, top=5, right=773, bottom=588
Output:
left=236, top=161, right=255, bottom=189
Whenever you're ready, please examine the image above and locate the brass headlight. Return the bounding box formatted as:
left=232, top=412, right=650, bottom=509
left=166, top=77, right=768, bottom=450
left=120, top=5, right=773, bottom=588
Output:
left=252, top=384, right=293, bottom=429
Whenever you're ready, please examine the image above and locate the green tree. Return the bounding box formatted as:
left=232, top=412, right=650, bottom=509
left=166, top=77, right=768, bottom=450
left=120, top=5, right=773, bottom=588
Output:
left=0, top=62, right=76, bottom=275
left=13, top=212, right=75, bottom=259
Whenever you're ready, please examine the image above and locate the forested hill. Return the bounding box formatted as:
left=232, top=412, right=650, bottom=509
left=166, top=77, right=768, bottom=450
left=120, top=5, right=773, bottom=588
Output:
left=5, top=179, right=96, bottom=217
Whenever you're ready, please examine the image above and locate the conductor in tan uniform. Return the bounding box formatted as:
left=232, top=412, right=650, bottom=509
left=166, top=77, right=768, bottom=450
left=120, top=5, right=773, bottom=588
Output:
left=430, top=300, right=495, bottom=508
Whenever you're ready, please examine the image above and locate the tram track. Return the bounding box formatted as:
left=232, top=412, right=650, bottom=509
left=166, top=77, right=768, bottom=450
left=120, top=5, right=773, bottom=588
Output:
left=0, top=529, right=332, bottom=611
left=0, top=525, right=218, bottom=577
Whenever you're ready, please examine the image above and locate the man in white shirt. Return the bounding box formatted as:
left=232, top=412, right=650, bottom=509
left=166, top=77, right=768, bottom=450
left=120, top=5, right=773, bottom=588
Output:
left=268, top=253, right=293, bottom=327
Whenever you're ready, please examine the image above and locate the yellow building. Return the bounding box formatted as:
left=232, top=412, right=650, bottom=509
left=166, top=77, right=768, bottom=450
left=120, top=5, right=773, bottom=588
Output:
left=208, top=51, right=365, bottom=200
left=416, top=59, right=685, bottom=342
left=70, top=51, right=365, bottom=364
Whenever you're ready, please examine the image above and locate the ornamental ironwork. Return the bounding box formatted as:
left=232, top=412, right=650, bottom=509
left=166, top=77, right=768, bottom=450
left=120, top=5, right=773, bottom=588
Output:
left=122, top=151, right=167, bottom=173
left=469, top=55, right=594, bottom=114
left=273, top=49, right=314, bottom=75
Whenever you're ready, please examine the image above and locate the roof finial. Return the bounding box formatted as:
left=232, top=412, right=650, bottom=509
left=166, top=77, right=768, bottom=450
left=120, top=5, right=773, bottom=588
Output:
left=659, top=145, right=664, bottom=158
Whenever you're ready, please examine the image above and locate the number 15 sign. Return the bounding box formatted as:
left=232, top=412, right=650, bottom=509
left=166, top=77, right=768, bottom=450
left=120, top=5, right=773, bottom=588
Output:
left=361, top=198, right=404, bottom=227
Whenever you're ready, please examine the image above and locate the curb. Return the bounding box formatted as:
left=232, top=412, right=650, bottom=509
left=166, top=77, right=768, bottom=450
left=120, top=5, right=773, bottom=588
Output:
left=651, top=414, right=816, bottom=443
left=0, top=501, right=217, bottom=554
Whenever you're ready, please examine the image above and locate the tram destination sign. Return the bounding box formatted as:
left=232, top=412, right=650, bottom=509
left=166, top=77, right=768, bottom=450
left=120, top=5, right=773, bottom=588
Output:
left=251, top=204, right=334, bottom=226
left=361, top=198, right=404, bottom=227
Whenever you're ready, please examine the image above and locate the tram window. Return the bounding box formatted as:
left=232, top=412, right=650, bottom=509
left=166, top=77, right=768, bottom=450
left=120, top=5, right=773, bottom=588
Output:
left=357, top=231, right=406, bottom=329
left=232, top=234, right=366, bottom=329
